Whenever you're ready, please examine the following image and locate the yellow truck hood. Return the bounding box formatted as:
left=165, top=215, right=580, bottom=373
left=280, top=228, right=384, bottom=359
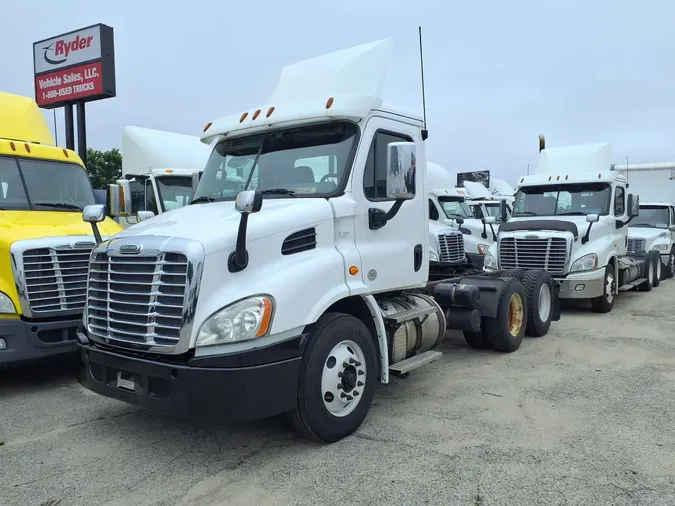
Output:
left=0, top=211, right=122, bottom=251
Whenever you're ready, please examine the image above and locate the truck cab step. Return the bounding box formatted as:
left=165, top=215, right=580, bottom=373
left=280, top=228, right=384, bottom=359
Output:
left=619, top=278, right=647, bottom=291
left=383, top=306, right=437, bottom=325
left=389, top=350, right=442, bottom=375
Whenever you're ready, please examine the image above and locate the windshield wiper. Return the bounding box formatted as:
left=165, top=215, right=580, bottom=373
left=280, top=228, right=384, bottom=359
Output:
left=513, top=211, right=538, bottom=216
left=631, top=223, right=656, bottom=228
left=557, top=211, right=587, bottom=216
left=261, top=189, right=296, bottom=197
left=189, top=196, right=216, bottom=205
left=34, top=202, right=83, bottom=211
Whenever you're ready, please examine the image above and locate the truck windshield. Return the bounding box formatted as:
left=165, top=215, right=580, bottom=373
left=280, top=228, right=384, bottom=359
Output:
left=632, top=206, right=670, bottom=228
left=192, top=121, right=359, bottom=202
left=513, top=183, right=611, bottom=217
left=0, top=156, right=95, bottom=211
left=438, top=197, right=472, bottom=219
left=155, top=175, right=194, bottom=211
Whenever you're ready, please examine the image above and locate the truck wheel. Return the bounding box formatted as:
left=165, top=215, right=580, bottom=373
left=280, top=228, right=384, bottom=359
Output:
left=463, top=329, right=492, bottom=349
left=665, top=249, right=675, bottom=279
left=653, top=252, right=662, bottom=287
left=591, top=264, right=616, bottom=313
left=500, top=268, right=526, bottom=281
left=287, top=312, right=377, bottom=443
left=484, top=277, right=527, bottom=352
left=521, top=269, right=553, bottom=337
left=638, top=253, right=657, bottom=292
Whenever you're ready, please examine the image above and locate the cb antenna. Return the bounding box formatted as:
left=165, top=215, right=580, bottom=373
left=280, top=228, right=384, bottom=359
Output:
left=418, top=26, right=428, bottom=141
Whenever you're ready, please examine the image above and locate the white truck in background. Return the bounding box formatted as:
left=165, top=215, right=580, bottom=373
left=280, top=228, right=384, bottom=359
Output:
left=427, top=162, right=497, bottom=268
left=612, top=162, right=675, bottom=278
left=485, top=135, right=662, bottom=314
left=110, top=126, right=212, bottom=227
left=76, top=39, right=559, bottom=443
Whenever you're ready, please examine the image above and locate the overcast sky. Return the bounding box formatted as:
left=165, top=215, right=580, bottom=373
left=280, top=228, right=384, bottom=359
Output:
left=3, top=0, right=673, bottom=184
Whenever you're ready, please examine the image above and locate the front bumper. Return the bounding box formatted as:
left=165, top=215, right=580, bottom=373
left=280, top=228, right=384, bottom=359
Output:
left=555, top=268, right=606, bottom=299
left=0, top=316, right=80, bottom=367
left=76, top=328, right=305, bottom=422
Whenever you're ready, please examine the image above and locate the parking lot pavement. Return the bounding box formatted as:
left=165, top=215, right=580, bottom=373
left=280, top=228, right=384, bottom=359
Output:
left=2, top=282, right=675, bottom=506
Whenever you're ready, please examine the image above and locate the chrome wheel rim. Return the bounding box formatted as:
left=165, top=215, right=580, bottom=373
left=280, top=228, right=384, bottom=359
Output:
left=321, top=340, right=366, bottom=417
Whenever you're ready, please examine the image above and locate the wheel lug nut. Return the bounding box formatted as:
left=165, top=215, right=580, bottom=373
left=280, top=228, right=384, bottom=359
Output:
left=338, top=372, right=343, bottom=378
left=337, top=383, right=343, bottom=389
left=358, top=370, right=364, bottom=376
left=343, top=362, right=349, bottom=368
left=354, top=361, right=362, bottom=367
left=341, top=392, right=347, bottom=398
left=349, top=358, right=355, bottom=364
left=346, top=395, right=353, bottom=401
left=357, top=381, right=364, bottom=386
left=353, top=391, right=360, bottom=396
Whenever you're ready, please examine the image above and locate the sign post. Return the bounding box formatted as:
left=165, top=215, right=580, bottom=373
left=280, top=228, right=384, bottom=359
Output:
left=32, top=23, right=116, bottom=162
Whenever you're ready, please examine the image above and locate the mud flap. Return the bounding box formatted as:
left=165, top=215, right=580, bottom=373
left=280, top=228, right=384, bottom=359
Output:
left=551, top=281, right=561, bottom=322
left=454, top=275, right=508, bottom=319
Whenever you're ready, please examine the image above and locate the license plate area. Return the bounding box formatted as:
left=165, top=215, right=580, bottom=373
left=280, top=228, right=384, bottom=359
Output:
left=108, top=369, right=141, bottom=394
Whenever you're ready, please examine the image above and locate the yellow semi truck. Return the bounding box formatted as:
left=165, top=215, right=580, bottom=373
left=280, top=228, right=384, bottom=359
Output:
left=0, top=91, right=122, bottom=367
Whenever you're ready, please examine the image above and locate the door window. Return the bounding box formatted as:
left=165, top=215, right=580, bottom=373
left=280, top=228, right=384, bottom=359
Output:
left=363, top=131, right=412, bottom=201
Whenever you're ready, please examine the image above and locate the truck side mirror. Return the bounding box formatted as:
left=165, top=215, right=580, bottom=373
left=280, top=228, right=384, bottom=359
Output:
left=82, top=204, right=105, bottom=244
left=669, top=224, right=675, bottom=232
left=117, top=180, right=132, bottom=216
left=136, top=211, right=155, bottom=222
left=229, top=190, right=263, bottom=274
left=586, top=213, right=599, bottom=223
left=385, top=142, right=416, bottom=200
left=107, top=183, right=121, bottom=217
left=499, top=200, right=508, bottom=222
left=191, top=172, right=201, bottom=197
left=627, top=193, right=640, bottom=217
left=482, top=216, right=497, bottom=225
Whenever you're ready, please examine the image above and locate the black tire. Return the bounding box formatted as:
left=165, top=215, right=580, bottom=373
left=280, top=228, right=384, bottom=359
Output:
left=500, top=268, right=526, bottom=281
left=665, top=248, right=675, bottom=279
left=521, top=269, right=554, bottom=337
left=638, top=253, right=657, bottom=292
left=463, top=329, right=492, bottom=349
left=653, top=252, right=662, bottom=287
left=484, top=277, right=527, bottom=352
left=591, top=264, right=616, bottom=313
left=287, top=313, right=377, bottom=443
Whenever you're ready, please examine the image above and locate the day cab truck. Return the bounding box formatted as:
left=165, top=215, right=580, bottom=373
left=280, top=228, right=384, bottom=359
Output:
left=485, top=135, right=661, bottom=314
left=612, top=162, right=675, bottom=279
left=75, top=39, right=559, bottom=442
left=110, top=126, right=211, bottom=227
left=0, top=91, right=122, bottom=367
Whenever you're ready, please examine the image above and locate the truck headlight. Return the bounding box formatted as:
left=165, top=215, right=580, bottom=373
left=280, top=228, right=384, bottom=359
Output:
left=0, top=292, right=16, bottom=314
left=477, top=243, right=489, bottom=255
left=570, top=253, right=598, bottom=273
left=429, top=249, right=439, bottom=261
left=196, top=295, right=273, bottom=347
left=652, top=243, right=670, bottom=251
left=484, top=251, right=498, bottom=269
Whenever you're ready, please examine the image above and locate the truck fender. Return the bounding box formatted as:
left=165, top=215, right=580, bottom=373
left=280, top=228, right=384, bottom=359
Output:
left=360, top=294, right=390, bottom=385
left=456, top=275, right=509, bottom=319
left=605, top=255, right=619, bottom=294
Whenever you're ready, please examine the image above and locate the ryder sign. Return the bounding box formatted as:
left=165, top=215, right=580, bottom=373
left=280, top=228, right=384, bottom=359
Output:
left=33, top=24, right=116, bottom=109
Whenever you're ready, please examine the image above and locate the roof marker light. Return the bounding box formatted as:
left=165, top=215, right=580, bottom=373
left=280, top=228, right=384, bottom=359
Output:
left=266, top=106, right=275, bottom=118
left=239, top=112, right=248, bottom=123
left=556, top=175, right=560, bottom=180
left=9, top=141, right=16, bottom=151
left=598, top=173, right=601, bottom=178
left=520, top=178, right=524, bottom=183
left=203, top=122, right=212, bottom=132
left=548, top=176, right=551, bottom=181
left=326, top=97, right=334, bottom=109
left=565, top=175, right=568, bottom=180
left=63, top=149, right=69, bottom=158
left=252, top=109, right=261, bottom=120
left=24, top=143, right=31, bottom=153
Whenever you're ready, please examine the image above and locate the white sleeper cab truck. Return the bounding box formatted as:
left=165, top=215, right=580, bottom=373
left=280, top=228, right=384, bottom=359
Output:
left=485, top=135, right=661, bottom=314
left=75, top=40, right=559, bottom=443
left=427, top=163, right=496, bottom=268
left=110, top=126, right=211, bottom=228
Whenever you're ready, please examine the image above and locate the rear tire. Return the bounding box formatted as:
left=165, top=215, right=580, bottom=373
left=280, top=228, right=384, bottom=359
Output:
left=665, top=248, right=675, bottom=279
left=287, top=312, right=377, bottom=443
left=484, top=277, right=527, bottom=352
left=500, top=268, right=526, bottom=281
left=591, top=264, right=616, bottom=313
left=638, top=254, right=656, bottom=292
left=521, top=269, right=554, bottom=337
left=653, top=252, right=662, bottom=287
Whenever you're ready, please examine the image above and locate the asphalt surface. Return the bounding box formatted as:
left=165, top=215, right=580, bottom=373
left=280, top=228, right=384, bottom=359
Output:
left=2, top=281, right=675, bottom=506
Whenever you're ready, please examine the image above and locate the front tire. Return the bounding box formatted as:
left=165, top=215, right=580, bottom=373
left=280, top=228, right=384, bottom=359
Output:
left=521, top=269, right=554, bottom=337
left=653, top=252, right=662, bottom=287
left=287, top=312, right=377, bottom=443
left=638, top=253, right=656, bottom=292
left=665, top=248, right=675, bottom=279
left=591, top=264, right=616, bottom=313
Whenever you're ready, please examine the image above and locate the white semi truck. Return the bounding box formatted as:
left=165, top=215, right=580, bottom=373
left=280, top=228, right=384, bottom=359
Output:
left=111, top=126, right=211, bottom=227
left=76, top=39, right=559, bottom=443
left=612, top=162, right=675, bottom=279
left=485, top=135, right=662, bottom=314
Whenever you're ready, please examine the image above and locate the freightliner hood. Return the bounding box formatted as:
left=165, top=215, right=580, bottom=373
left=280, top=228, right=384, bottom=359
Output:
left=114, top=198, right=335, bottom=255
left=627, top=227, right=668, bottom=241
left=0, top=211, right=122, bottom=251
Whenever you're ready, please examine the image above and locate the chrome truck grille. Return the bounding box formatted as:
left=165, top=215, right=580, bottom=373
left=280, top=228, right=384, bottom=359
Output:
left=499, top=236, right=569, bottom=275
left=10, top=237, right=96, bottom=317
left=437, top=233, right=465, bottom=263
left=627, top=238, right=646, bottom=253
left=84, top=236, right=204, bottom=354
